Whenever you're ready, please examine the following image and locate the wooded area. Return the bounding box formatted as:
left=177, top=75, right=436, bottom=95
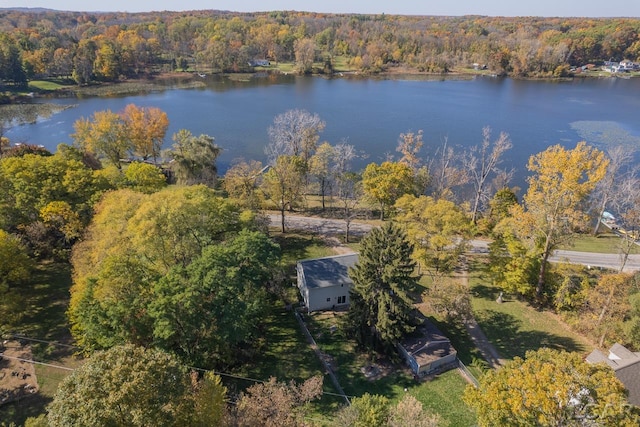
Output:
left=2, top=8, right=640, bottom=86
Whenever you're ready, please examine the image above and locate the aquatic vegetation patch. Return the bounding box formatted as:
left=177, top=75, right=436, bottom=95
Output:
left=0, top=103, right=75, bottom=127
left=570, top=120, right=640, bottom=152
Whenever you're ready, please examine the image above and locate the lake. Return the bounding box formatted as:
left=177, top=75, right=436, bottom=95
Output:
left=5, top=74, right=640, bottom=189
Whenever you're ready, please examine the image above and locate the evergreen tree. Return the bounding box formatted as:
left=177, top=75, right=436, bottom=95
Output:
left=347, top=223, right=418, bottom=352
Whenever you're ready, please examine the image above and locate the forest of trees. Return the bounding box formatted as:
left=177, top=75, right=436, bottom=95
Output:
left=2, top=8, right=640, bottom=86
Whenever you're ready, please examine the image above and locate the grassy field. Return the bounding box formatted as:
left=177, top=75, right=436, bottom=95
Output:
left=469, top=265, right=594, bottom=360
left=28, top=80, right=72, bottom=91
left=561, top=233, right=639, bottom=254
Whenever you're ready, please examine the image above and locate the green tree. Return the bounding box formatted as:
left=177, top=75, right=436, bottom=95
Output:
left=395, top=194, right=471, bottom=276
left=347, top=223, right=418, bottom=352
left=0, top=151, right=106, bottom=233
left=362, top=161, right=415, bottom=220
left=488, top=215, right=540, bottom=298
left=72, top=39, right=97, bottom=85
left=0, top=230, right=33, bottom=329
left=487, top=187, right=518, bottom=227
left=0, top=229, right=33, bottom=285
left=464, top=348, right=640, bottom=427
left=191, top=371, right=229, bottom=427
left=69, top=186, right=247, bottom=352
left=0, top=33, right=26, bottom=86
left=124, top=162, right=167, bottom=193
left=167, top=129, right=221, bottom=187
left=47, top=344, right=195, bottom=427
left=149, top=230, right=280, bottom=367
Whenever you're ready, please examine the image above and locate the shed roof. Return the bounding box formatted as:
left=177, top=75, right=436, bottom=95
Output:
left=400, top=318, right=456, bottom=367
left=298, top=254, right=358, bottom=289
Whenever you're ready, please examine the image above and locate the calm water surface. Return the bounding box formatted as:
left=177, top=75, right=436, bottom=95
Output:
left=6, top=74, right=640, bottom=187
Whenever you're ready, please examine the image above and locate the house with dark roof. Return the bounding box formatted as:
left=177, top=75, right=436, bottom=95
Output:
left=296, top=254, right=358, bottom=312
left=296, top=254, right=459, bottom=377
left=586, top=343, right=640, bottom=406
left=397, top=315, right=457, bottom=376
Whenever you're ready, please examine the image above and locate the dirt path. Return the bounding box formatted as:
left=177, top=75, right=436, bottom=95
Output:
left=459, top=268, right=507, bottom=369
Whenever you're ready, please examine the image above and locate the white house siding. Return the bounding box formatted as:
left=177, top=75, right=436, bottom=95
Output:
left=296, top=254, right=358, bottom=312
left=307, top=285, right=350, bottom=312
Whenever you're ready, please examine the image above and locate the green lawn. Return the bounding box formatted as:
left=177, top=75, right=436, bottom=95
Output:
left=560, top=233, right=639, bottom=254
left=28, top=80, right=70, bottom=91
left=469, top=268, right=594, bottom=360
left=306, top=312, right=477, bottom=427
left=272, top=231, right=337, bottom=265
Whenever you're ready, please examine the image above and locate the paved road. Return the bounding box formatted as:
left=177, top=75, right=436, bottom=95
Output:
left=550, top=250, right=640, bottom=272
left=267, top=213, right=373, bottom=237
left=268, top=213, right=640, bottom=271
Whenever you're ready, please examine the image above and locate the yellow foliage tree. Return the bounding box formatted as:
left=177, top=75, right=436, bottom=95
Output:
left=395, top=194, right=471, bottom=276
left=121, top=104, right=169, bottom=163
left=518, top=142, right=608, bottom=300
left=464, top=348, right=639, bottom=427
left=362, top=161, right=415, bottom=220
left=72, top=110, right=130, bottom=169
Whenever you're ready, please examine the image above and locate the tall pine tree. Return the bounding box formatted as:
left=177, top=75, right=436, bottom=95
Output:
left=347, top=223, right=419, bottom=352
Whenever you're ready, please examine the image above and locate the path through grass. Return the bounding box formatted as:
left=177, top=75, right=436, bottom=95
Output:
left=470, top=270, right=594, bottom=360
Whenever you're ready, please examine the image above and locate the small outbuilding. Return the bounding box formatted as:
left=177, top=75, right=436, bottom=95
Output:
left=397, top=317, right=457, bottom=377
left=296, top=254, right=358, bottom=312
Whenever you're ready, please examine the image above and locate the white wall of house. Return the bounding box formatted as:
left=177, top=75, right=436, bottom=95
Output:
left=307, top=285, right=350, bottom=312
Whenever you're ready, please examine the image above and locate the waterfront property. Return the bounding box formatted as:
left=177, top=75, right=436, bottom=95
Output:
left=296, top=254, right=357, bottom=312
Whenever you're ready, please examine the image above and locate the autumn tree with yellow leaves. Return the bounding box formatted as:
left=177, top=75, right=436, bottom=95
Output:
left=501, top=142, right=608, bottom=301
left=464, top=348, right=640, bottom=427
left=362, top=161, right=415, bottom=220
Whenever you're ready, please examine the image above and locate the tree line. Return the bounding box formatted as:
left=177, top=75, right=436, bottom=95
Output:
left=2, top=8, right=640, bottom=86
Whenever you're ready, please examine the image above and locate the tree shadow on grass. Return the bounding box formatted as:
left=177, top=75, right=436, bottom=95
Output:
left=4, top=262, right=74, bottom=361
left=273, top=234, right=326, bottom=261
left=471, top=284, right=502, bottom=301
left=475, top=310, right=585, bottom=360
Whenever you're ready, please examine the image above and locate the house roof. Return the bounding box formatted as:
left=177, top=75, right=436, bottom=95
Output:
left=400, top=317, right=456, bottom=367
left=298, top=254, right=358, bottom=289
left=586, top=343, right=640, bottom=407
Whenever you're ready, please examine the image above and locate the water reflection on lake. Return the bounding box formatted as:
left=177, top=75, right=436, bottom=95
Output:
left=6, top=74, right=640, bottom=188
